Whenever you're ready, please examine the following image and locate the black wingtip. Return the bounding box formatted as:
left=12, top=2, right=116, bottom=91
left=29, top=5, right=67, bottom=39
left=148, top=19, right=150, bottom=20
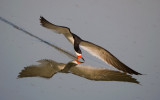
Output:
left=130, top=69, right=142, bottom=75
left=39, top=16, right=46, bottom=26
left=127, top=70, right=142, bottom=75
left=40, top=16, right=45, bottom=22
left=136, top=72, right=143, bottom=75
left=39, top=16, right=51, bottom=27
left=40, top=16, right=44, bottom=20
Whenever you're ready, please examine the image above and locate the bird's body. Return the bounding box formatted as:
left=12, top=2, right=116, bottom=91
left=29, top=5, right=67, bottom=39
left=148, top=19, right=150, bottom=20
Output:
left=40, top=16, right=141, bottom=75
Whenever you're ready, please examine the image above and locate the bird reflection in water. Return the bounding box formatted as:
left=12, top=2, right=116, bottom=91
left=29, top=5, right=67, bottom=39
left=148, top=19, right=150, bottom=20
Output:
left=18, top=59, right=139, bottom=84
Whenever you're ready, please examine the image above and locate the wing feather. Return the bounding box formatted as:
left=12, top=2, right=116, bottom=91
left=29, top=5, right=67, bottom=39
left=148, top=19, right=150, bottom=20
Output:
left=69, top=65, right=139, bottom=83
left=40, top=16, right=74, bottom=43
left=40, top=16, right=71, bottom=34
left=18, top=59, right=65, bottom=78
left=80, top=41, right=141, bottom=75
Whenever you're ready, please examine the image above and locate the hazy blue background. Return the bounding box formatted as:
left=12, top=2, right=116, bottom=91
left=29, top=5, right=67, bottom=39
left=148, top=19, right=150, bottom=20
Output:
left=0, top=0, right=160, bottom=100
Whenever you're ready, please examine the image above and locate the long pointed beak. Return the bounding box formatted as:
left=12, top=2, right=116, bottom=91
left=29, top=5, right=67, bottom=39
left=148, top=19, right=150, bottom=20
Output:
left=79, top=56, right=85, bottom=62
left=75, top=60, right=84, bottom=64
left=80, top=57, right=85, bottom=63
left=79, top=61, right=85, bottom=63
left=76, top=55, right=85, bottom=63
left=81, top=57, right=85, bottom=62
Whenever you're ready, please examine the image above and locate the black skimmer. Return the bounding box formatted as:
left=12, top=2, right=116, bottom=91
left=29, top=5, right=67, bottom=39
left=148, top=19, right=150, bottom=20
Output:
left=40, top=16, right=142, bottom=75
left=18, top=59, right=139, bottom=84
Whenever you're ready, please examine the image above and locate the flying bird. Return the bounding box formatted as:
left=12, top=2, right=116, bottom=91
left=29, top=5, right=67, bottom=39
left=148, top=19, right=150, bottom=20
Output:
left=18, top=59, right=139, bottom=84
left=40, top=16, right=141, bottom=75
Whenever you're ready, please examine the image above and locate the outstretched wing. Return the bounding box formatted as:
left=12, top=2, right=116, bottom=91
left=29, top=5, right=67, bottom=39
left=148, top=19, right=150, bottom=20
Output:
left=69, top=64, right=139, bottom=84
left=40, top=16, right=74, bottom=43
left=18, top=59, right=65, bottom=78
left=80, top=41, right=141, bottom=75
left=40, top=16, right=71, bottom=34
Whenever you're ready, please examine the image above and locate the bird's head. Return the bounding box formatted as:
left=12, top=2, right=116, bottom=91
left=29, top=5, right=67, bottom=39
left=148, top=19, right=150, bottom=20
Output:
left=75, top=53, right=85, bottom=64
